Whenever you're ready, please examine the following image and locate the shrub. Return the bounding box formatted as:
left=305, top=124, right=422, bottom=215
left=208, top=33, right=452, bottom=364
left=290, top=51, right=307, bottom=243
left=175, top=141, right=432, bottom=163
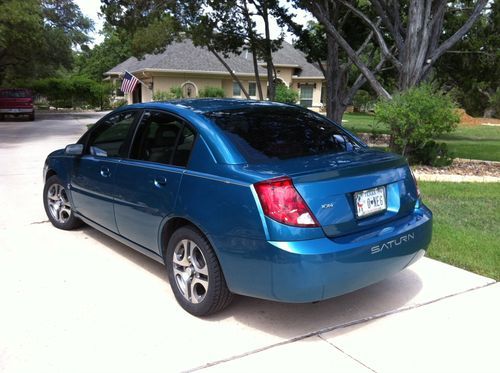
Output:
left=353, top=90, right=373, bottom=112
left=375, top=84, right=459, bottom=163
left=274, top=83, right=299, bottom=104
left=489, top=88, right=500, bottom=119
left=198, top=86, right=225, bottom=98
left=111, top=99, right=128, bottom=109
left=33, top=76, right=113, bottom=109
left=411, top=140, right=454, bottom=167
left=153, top=86, right=183, bottom=101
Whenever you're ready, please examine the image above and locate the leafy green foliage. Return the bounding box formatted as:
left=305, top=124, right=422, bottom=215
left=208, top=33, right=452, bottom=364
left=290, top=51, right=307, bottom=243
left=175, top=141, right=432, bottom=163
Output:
left=33, top=76, right=113, bottom=109
left=198, top=87, right=225, bottom=98
left=274, top=84, right=299, bottom=104
left=435, top=1, right=500, bottom=117
left=375, top=85, right=460, bottom=161
left=0, top=0, right=93, bottom=85
left=152, top=87, right=183, bottom=101
left=75, top=29, right=131, bottom=81
left=412, top=141, right=454, bottom=167
left=111, top=99, right=128, bottom=109
left=352, top=90, right=373, bottom=112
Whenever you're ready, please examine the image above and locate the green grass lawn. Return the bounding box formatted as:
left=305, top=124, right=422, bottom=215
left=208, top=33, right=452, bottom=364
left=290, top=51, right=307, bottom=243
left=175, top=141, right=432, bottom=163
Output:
left=341, top=112, right=500, bottom=161
left=420, top=181, right=500, bottom=280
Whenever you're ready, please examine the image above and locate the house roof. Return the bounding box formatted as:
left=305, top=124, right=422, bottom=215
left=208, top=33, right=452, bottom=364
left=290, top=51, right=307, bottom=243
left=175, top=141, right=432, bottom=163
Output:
left=105, top=39, right=324, bottom=79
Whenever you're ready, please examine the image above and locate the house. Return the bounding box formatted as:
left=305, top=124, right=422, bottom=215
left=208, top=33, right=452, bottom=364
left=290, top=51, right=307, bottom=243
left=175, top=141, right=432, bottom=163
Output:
left=104, top=39, right=325, bottom=110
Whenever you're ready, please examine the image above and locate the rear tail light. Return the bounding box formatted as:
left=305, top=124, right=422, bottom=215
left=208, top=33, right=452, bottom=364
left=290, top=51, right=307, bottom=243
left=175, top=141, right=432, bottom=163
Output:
left=254, top=176, right=319, bottom=227
left=410, top=169, right=420, bottom=198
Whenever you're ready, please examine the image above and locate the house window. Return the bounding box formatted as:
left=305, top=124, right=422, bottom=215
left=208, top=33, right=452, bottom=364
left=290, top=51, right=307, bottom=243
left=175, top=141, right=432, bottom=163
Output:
left=321, top=83, right=326, bottom=104
left=232, top=81, right=241, bottom=97
left=249, top=82, right=257, bottom=97
left=115, top=80, right=124, bottom=97
left=300, top=85, right=314, bottom=107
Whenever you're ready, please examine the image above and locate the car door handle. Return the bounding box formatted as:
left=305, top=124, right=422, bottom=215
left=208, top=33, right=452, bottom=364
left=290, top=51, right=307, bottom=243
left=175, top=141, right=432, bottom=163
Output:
left=154, top=176, right=167, bottom=188
left=100, top=167, right=111, bottom=178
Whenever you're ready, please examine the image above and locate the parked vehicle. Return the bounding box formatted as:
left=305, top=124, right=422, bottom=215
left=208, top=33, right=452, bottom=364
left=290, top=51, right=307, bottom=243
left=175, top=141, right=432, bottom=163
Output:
left=43, top=99, right=432, bottom=316
left=0, top=89, right=35, bottom=121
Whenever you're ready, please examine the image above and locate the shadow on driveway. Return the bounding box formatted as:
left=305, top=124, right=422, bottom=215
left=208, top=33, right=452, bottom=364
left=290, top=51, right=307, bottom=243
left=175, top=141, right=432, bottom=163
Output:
left=80, top=224, right=423, bottom=340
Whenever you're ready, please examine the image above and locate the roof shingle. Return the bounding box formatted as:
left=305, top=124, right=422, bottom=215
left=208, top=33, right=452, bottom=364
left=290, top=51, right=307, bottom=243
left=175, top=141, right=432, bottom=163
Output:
left=105, top=39, right=324, bottom=79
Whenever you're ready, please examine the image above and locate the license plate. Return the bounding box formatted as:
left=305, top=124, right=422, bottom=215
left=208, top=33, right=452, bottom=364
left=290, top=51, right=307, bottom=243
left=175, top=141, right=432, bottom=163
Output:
left=354, top=186, right=386, bottom=218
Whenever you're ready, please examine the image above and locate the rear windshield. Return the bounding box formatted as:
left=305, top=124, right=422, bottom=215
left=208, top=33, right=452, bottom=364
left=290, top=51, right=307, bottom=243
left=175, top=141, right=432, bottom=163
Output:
left=0, top=89, right=31, bottom=98
left=205, top=107, right=359, bottom=163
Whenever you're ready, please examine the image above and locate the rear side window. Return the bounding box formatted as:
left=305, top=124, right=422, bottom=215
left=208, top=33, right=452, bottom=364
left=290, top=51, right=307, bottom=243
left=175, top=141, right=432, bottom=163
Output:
left=131, top=111, right=196, bottom=167
left=205, top=107, right=358, bottom=163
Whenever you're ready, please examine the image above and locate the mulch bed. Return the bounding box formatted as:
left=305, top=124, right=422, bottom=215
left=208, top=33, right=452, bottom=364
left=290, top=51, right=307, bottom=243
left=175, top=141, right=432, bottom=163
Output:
left=413, top=159, right=500, bottom=177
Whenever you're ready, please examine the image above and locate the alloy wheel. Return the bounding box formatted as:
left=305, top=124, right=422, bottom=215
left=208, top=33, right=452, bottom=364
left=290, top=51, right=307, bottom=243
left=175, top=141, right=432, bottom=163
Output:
left=172, top=239, right=209, bottom=304
left=47, top=183, right=72, bottom=224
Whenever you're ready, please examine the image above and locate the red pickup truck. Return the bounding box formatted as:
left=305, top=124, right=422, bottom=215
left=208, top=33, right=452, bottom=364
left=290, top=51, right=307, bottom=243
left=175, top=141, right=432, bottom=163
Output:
left=0, top=89, right=35, bottom=121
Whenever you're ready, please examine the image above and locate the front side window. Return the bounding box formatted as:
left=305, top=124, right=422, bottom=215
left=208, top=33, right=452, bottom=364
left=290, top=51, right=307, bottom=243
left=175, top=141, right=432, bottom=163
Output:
left=232, top=82, right=241, bottom=97
left=88, top=111, right=138, bottom=157
left=206, top=107, right=358, bottom=163
left=131, top=111, right=195, bottom=167
left=300, top=85, right=314, bottom=107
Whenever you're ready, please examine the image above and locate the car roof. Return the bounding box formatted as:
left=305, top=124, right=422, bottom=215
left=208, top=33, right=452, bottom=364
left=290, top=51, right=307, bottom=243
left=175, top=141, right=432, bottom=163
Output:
left=123, top=98, right=294, bottom=114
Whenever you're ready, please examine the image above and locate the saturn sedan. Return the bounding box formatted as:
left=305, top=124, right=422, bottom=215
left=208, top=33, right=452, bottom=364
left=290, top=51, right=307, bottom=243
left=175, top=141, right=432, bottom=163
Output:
left=43, top=99, right=432, bottom=316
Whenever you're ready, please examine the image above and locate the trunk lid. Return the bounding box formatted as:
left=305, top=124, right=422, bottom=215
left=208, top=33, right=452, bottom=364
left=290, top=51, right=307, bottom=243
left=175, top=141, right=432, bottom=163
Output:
left=245, top=149, right=418, bottom=237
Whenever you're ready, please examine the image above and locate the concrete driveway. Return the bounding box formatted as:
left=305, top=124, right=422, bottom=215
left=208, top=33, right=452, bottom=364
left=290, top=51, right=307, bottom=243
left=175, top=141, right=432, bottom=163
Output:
left=0, top=111, right=498, bottom=373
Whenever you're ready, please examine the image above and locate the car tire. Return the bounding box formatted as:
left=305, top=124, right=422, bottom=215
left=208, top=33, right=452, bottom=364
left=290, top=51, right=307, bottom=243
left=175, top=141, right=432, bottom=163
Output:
left=43, top=175, right=82, bottom=230
left=29, top=112, right=35, bottom=121
left=166, top=226, right=233, bottom=316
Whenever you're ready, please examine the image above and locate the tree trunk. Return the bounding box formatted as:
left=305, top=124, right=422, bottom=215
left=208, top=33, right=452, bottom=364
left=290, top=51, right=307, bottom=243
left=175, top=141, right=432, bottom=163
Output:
left=325, top=36, right=348, bottom=124
left=210, top=48, right=250, bottom=99
left=242, top=0, right=263, bottom=100
left=262, top=2, right=275, bottom=100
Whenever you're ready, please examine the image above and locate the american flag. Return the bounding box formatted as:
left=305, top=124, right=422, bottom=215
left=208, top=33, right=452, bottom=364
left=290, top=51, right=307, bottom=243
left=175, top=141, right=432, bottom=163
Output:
left=120, top=71, right=140, bottom=93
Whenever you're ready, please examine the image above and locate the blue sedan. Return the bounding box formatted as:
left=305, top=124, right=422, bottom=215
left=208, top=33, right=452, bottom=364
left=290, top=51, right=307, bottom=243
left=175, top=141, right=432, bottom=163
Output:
left=43, top=99, right=432, bottom=316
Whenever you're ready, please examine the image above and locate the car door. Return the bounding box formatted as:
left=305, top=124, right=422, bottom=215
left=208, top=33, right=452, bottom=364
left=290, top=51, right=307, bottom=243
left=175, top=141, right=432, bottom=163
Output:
left=70, top=110, right=141, bottom=232
left=113, top=110, right=196, bottom=253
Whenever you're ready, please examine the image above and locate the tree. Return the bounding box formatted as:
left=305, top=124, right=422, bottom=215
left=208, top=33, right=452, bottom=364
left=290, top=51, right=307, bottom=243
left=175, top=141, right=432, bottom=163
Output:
left=302, top=0, right=489, bottom=97
left=280, top=5, right=387, bottom=122
left=100, top=0, right=287, bottom=100
left=75, top=28, right=132, bottom=81
left=435, top=0, right=500, bottom=118
left=0, top=0, right=93, bottom=85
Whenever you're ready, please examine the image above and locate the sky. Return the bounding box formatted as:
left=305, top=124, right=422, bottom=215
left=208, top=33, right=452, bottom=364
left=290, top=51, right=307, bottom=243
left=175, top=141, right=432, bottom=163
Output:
left=74, top=0, right=315, bottom=47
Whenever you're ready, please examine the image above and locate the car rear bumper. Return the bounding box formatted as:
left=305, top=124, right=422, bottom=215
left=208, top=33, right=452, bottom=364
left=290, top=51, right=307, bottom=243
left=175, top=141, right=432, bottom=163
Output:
left=0, top=108, right=33, bottom=114
left=216, top=204, right=432, bottom=302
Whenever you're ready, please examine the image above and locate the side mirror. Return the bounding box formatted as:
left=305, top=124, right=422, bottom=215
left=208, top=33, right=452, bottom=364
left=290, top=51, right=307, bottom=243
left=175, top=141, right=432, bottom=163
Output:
left=65, top=144, right=84, bottom=156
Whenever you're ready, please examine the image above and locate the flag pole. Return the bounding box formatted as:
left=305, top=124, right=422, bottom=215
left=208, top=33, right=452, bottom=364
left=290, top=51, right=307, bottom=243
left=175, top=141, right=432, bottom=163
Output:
left=124, top=70, right=151, bottom=90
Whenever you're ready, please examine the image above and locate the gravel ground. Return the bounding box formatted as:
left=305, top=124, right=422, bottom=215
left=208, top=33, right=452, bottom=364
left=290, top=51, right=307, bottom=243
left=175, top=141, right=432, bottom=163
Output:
left=413, top=159, right=500, bottom=178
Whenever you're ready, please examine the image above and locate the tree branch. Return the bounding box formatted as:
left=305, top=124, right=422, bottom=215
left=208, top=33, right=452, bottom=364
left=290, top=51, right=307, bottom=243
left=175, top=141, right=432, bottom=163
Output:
left=428, top=0, right=488, bottom=64
left=309, top=2, right=391, bottom=99
left=370, top=0, right=404, bottom=51
left=339, top=0, right=402, bottom=70
left=209, top=48, right=250, bottom=99
left=343, top=55, right=388, bottom=106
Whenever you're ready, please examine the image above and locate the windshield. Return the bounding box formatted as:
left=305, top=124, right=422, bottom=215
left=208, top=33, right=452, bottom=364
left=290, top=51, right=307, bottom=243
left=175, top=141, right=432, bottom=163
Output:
left=205, top=107, right=360, bottom=163
left=0, top=89, right=31, bottom=98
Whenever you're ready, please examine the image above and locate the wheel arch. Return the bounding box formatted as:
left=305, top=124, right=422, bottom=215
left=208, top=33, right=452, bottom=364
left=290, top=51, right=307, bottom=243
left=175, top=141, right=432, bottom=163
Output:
left=160, top=216, right=225, bottom=272
left=45, top=168, right=57, bottom=181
